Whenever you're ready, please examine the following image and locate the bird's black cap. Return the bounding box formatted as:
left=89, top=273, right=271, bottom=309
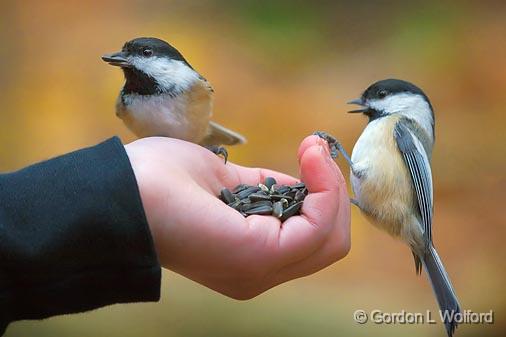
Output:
left=362, top=79, right=431, bottom=106
left=121, top=37, right=188, bottom=62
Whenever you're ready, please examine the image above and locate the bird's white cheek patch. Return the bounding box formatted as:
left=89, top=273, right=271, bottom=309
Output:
left=129, top=57, right=200, bottom=92
left=368, top=93, right=434, bottom=140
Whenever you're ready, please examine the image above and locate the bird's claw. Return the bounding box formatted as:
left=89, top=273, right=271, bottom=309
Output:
left=313, top=131, right=340, bottom=160
left=206, top=145, right=228, bottom=164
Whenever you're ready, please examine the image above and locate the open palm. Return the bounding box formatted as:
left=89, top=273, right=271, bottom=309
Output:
left=125, top=135, right=350, bottom=299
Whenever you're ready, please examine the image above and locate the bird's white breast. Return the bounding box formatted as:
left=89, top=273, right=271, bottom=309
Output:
left=119, top=93, right=194, bottom=140
left=350, top=117, right=396, bottom=197
left=350, top=115, right=414, bottom=236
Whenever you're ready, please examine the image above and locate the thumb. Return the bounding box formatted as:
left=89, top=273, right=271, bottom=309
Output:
left=298, top=135, right=345, bottom=193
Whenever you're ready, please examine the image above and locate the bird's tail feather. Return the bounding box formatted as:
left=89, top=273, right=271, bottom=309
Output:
left=423, top=245, right=461, bottom=337
left=201, top=121, right=246, bottom=146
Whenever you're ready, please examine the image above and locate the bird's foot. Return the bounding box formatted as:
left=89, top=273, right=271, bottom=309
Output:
left=206, top=145, right=228, bottom=164
left=313, top=131, right=356, bottom=169
left=313, top=131, right=340, bottom=160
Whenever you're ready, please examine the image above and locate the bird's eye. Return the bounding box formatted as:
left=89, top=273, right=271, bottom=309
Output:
left=142, top=48, right=153, bottom=57
left=378, top=90, right=388, bottom=98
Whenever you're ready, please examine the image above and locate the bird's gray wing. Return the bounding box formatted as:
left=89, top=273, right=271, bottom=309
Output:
left=394, top=120, right=433, bottom=248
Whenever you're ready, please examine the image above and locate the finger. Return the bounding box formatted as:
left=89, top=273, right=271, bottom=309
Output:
left=273, top=141, right=351, bottom=280
left=273, top=187, right=350, bottom=283
left=300, top=141, right=344, bottom=193
left=300, top=142, right=343, bottom=226
left=276, top=143, right=345, bottom=264
left=297, top=135, right=331, bottom=163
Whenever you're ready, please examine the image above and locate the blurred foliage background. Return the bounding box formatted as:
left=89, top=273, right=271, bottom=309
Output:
left=1, top=0, right=505, bottom=336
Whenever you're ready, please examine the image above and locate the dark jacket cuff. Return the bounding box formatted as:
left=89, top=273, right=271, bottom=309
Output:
left=0, top=137, right=161, bottom=333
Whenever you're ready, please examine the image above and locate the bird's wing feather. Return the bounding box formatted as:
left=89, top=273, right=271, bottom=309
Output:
left=200, top=121, right=247, bottom=146
left=394, top=120, right=433, bottom=246
left=187, top=78, right=245, bottom=146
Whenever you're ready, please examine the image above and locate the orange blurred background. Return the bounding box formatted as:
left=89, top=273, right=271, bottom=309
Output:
left=1, top=1, right=505, bottom=336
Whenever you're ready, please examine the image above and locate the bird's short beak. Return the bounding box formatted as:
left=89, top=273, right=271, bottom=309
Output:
left=347, top=98, right=368, bottom=113
left=101, top=52, right=131, bottom=68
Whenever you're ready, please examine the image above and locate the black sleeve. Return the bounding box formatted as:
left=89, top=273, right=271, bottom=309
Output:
left=0, top=137, right=161, bottom=334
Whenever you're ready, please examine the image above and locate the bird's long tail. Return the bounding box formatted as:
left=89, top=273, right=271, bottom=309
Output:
left=423, top=245, right=461, bottom=337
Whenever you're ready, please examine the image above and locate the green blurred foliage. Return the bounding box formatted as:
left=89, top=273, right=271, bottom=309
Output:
left=1, top=1, right=505, bottom=336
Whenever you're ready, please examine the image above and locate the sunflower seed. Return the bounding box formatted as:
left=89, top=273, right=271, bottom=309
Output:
left=221, top=180, right=308, bottom=221
left=258, top=183, right=270, bottom=193
left=239, top=199, right=251, bottom=206
left=241, top=200, right=273, bottom=211
left=220, top=188, right=235, bottom=204
left=228, top=199, right=241, bottom=209
left=272, top=201, right=284, bottom=218
left=294, top=190, right=306, bottom=202
left=236, top=186, right=260, bottom=199
left=285, top=190, right=297, bottom=199
left=253, top=200, right=273, bottom=207
left=290, top=182, right=306, bottom=189
left=264, top=177, right=277, bottom=189
left=276, top=185, right=290, bottom=194
left=249, top=193, right=271, bottom=202
left=233, top=184, right=249, bottom=193
left=271, top=194, right=293, bottom=202
left=245, top=205, right=273, bottom=215
left=280, top=201, right=303, bottom=222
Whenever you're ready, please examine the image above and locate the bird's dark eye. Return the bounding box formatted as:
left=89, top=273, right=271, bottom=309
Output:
left=142, top=48, right=153, bottom=57
left=378, top=90, right=388, bottom=98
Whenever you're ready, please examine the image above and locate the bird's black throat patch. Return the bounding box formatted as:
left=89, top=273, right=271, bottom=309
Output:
left=121, top=67, right=161, bottom=96
left=365, top=108, right=386, bottom=123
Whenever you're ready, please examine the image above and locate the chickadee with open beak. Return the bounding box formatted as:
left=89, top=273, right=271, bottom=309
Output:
left=316, top=79, right=460, bottom=336
left=102, top=37, right=246, bottom=162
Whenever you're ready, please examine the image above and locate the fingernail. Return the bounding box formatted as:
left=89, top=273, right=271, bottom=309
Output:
left=316, top=136, right=327, bottom=147
left=320, top=143, right=332, bottom=158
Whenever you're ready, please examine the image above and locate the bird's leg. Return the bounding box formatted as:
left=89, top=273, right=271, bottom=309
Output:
left=350, top=198, right=365, bottom=210
left=350, top=198, right=360, bottom=207
left=205, top=145, right=228, bottom=164
left=314, top=131, right=362, bottom=209
left=313, top=131, right=339, bottom=159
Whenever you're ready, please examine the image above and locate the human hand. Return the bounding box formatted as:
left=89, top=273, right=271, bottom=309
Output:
left=125, top=135, right=350, bottom=299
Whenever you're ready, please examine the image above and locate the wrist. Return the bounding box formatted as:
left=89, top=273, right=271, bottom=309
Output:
left=124, top=143, right=164, bottom=262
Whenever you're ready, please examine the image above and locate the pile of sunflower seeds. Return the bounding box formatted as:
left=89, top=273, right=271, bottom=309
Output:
left=219, top=177, right=308, bottom=221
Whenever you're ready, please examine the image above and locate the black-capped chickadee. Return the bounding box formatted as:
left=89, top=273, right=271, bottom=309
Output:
left=102, top=37, right=246, bottom=162
left=316, top=79, right=460, bottom=337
